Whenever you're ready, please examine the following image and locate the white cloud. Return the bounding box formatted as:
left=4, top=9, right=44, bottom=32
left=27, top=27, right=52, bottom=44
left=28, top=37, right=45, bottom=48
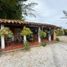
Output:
left=25, top=0, right=67, bottom=29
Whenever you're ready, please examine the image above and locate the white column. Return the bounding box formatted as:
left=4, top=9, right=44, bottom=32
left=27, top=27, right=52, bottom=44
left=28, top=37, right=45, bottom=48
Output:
left=48, top=31, right=51, bottom=41
left=38, top=27, right=41, bottom=43
left=53, top=30, right=56, bottom=40
left=1, top=25, right=5, bottom=49
left=23, top=35, right=27, bottom=44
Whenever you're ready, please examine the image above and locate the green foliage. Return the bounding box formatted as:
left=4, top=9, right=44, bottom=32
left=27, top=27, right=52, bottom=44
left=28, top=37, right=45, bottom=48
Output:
left=0, top=0, right=22, bottom=19
left=0, top=0, right=37, bottom=19
left=55, top=29, right=64, bottom=36
left=41, top=42, right=47, bottom=47
left=63, top=10, right=67, bottom=17
left=56, top=38, right=60, bottom=41
left=24, top=42, right=30, bottom=50
left=64, top=29, right=67, bottom=35
left=0, top=27, right=13, bottom=38
left=22, top=3, right=37, bottom=17
left=39, top=31, right=46, bottom=39
left=27, top=34, right=34, bottom=42
left=0, top=50, right=2, bottom=57
left=20, top=26, right=33, bottom=36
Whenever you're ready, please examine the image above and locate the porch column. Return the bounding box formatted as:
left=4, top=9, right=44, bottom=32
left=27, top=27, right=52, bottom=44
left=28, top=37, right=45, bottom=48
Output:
left=38, top=27, right=41, bottom=43
left=48, top=31, right=51, bottom=41
left=23, top=35, right=27, bottom=44
left=53, top=30, right=56, bottom=40
left=1, top=25, right=5, bottom=49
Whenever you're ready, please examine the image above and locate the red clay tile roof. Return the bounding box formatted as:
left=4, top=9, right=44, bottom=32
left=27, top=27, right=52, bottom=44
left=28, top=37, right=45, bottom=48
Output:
left=0, top=19, right=60, bottom=29
left=0, top=19, right=24, bottom=24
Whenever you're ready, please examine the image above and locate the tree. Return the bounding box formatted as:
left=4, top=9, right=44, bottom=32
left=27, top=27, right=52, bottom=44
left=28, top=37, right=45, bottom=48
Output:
left=0, top=0, right=37, bottom=20
left=63, top=10, right=67, bottom=18
left=63, top=10, right=67, bottom=16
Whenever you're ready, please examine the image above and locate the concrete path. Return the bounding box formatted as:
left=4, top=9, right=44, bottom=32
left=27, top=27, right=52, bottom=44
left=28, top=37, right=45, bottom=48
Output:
left=0, top=42, right=67, bottom=67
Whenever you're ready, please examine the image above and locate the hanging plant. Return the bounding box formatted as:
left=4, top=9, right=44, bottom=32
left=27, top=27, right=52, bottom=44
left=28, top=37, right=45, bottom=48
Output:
left=0, top=27, right=13, bottom=38
left=20, top=26, right=33, bottom=36
left=39, top=30, right=46, bottom=39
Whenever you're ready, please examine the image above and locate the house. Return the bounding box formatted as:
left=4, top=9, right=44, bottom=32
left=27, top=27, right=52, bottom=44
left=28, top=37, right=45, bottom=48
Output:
left=0, top=19, right=59, bottom=50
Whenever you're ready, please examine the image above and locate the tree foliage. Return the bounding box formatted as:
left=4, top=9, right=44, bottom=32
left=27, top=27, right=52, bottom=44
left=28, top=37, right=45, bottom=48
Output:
left=63, top=10, right=67, bottom=19
left=63, top=10, right=67, bottom=17
left=0, top=0, right=37, bottom=20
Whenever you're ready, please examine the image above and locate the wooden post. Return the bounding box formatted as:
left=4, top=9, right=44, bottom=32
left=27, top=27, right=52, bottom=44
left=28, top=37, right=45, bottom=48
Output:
left=38, top=27, right=41, bottom=43
left=1, top=25, right=5, bottom=49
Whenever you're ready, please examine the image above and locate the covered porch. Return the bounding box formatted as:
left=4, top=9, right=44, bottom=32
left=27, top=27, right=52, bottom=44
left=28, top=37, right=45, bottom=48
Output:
left=0, top=19, right=58, bottom=50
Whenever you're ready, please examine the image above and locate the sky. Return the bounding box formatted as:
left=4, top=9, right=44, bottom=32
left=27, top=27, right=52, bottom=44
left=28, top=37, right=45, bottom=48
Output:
left=25, top=0, right=67, bottom=29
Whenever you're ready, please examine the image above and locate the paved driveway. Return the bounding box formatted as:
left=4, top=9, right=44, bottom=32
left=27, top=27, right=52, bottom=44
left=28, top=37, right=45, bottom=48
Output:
left=0, top=42, right=67, bottom=67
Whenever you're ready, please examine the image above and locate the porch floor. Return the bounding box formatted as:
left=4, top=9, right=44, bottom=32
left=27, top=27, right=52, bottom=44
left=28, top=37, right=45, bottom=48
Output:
left=0, top=40, right=49, bottom=51
left=0, top=42, right=40, bottom=51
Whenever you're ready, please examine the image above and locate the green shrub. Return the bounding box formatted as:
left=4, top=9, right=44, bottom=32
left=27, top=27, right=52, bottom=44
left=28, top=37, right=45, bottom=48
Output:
left=24, top=42, right=30, bottom=50
left=64, top=29, right=67, bottom=35
left=20, top=26, right=33, bottom=36
left=0, top=50, right=3, bottom=57
left=56, top=38, right=60, bottom=41
left=39, top=31, right=46, bottom=39
left=41, top=42, right=47, bottom=47
left=0, top=27, right=13, bottom=38
left=27, top=34, right=34, bottom=42
left=55, top=29, right=64, bottom=36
